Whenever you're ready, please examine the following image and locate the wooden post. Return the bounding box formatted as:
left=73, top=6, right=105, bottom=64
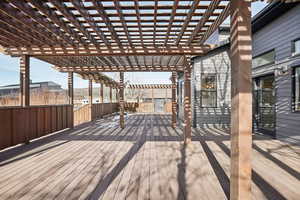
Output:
left=152, top=88, right=154, bottom=112
left=183, top=60, right=192, bottom=143
left=230, top=1, right=252, bottom=200
left=100, top=83, right=104, bottom=103
left=119, top=72, right=125, bottom=129
left=20, top=55, right=30, bottom=107
left=20, top=55, right=30, bottom=144
left=88, top=80, right=93, bottom=121
left=68, top=72, right=74, bottom=104
left=68, top=72, right=74, bottom=128
left=116, top=88, right=119, bottom=102
left=109, top=85, right=113, bottom=113
left=171, top=71, right=177, bottom=128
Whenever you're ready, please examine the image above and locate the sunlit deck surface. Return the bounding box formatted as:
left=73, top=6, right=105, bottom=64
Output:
left=0, top=114, right=299, bottom=200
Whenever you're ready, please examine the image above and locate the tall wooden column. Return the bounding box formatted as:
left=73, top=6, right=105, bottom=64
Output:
left=20, top=55, right=30, bottom=107
left=109, top=85, right=113, bottom=113
left=100, top=83, right=104, bottom=103
left=171, top=72, right=177, bottom=128
left=88, top=80, right=93, bottom=121
left=116, top=88, right=119, bottom=102
left=183, top=62, right=192, bottom=143
left=68, top=72, right=74, bottom=128
left=230, top=1, right=252, bottom=200
left=68, top=72, right=74, bottom=105
left=119, top=72, right=125, bottom=129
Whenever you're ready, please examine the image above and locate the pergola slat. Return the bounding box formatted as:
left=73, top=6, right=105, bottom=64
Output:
left=188, top=0, right=221, bottom=45
left=175, top=0, right=200, bottom=45
left=1, top=0, right=231, bottom=70
left=50, top=0, right=98, bottom=48
left=27, top=0, right=87, bottom=45
left=6, top=0, right=74, bottom=46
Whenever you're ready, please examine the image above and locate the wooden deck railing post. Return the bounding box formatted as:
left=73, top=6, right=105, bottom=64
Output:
left=230, top=1, right=252, bottom=200
left=20, top=55, right=30, bottom=107
left=119, top=72, right=125, bottom=129
left=110, top=85, right=113, bottom=114
left=68, top=72, right=74, bottom=105
left=68, top=72, right=74, bottom=128
left=183, top=59, right=192, bottom=144
left=151, top=88, right=154, bottom=112
left=88, top=80, right=93, bottom=121
left=20, top=55, right=30, bottom=144
left=100, top=83, right=104, bottom=103
left=171, top=71, right=177, bottom=128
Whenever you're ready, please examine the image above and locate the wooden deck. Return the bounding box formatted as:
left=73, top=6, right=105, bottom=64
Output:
left=0, top=114, right=299, bottom=200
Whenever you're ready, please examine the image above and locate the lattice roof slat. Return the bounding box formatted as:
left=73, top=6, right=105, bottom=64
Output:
left=0, top=0, right=238, bottom=72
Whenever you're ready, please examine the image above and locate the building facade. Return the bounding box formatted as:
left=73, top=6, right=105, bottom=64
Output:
left=178, top=2, right=300, bottom=143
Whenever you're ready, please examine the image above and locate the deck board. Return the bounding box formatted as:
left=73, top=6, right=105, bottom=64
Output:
left=0, top=114, right=299, bottom=200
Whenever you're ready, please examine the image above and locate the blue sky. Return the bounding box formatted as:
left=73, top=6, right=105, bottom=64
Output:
left=0, top=2, right=267, bottom=89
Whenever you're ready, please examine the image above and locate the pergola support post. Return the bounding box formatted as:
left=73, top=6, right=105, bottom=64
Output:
left=20, top=55, right=30, bottom=144
left=100, top=83, right=104, bottom=103
left=68, top=72, right=74, bottom=128
left=109, top=85, right=113, bottom=114
left=183, top=61, right=192, bottom=143
left=119, top=72, right=125, bottom=129
left=88, top=80, right=93, bottom=121
left=171, top=71, right=177, bottom=128
left=20, top=55, right=30, bottom=107
left=230, top=1, right=252, bottom=200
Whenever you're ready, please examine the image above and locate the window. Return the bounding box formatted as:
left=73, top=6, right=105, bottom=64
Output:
left=293, top=67, right=300, bottom=111
left=252, top=50, right=275, bottom=68
left=292, top=39, right=300, bottom=56
left=201, top=74, right=217, bottom=107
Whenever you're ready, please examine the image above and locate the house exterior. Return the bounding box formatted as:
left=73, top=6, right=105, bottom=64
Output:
left=178, top=2, right=300, bottom=143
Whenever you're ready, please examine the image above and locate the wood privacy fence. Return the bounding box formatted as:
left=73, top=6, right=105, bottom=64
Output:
left=74, top=103, right=119, bottom=126
left=0, top=105, right=73, bottom=150
left=74, top=104, right=90, bottom=126
left=92, top=103, right=119, bottom=119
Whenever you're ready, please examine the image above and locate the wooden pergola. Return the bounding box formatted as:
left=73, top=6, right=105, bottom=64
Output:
left=0, top=1, right=260, bottom=199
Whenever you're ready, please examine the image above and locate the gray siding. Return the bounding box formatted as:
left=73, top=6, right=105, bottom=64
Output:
left=252, top=4, right=300, bottom=60
left=274, top=60, right=300, bottom=143
left=252, top=5, right=300, bottom=143
left=180, top=5, right=300, bottom=141
left=192, top=47, right=231, bottom=127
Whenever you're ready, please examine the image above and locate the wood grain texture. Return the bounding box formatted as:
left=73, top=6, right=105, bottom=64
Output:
left=1, top=114, right=298, bottom=200
left=0, top=105, right=73, bottom=150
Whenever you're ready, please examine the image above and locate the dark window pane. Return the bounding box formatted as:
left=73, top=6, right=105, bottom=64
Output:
left=201, top=74, right=216, bottom=90
left=201, top=91, right=217, bottom=107
left=293, top=39, right=300, bottom=55
left=253, top=50, right=275, bottom=67
left=201, top=74, right=217, bottom=107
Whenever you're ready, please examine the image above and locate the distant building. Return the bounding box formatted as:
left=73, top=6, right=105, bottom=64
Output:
left=0, top=81, right=64, bottom=97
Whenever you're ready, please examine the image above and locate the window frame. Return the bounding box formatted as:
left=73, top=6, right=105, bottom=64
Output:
left=292, top=66, right=300, bottom=112
left=252, top=49, right=275, bottom=68
left=200, top=73, right=217, bottom=108
left=292, top=38, right=300, bottom=57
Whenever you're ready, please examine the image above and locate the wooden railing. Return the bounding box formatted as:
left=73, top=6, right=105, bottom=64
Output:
left=0, top=105, right=73, bottom=150
left=92, top=103, right=119, bottom=119
left=74, top=103, right=119, bottom=126
left=124, top=102, right=172, bottom=113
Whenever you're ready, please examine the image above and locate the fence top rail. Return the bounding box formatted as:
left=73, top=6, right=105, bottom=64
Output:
left=0, top=104, right=73, bottom=110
